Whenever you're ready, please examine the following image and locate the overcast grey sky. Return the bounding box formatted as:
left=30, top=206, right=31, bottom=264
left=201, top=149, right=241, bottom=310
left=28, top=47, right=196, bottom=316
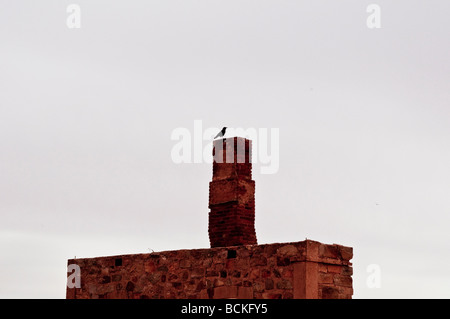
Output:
left=1, top=0, right=450, bottom=298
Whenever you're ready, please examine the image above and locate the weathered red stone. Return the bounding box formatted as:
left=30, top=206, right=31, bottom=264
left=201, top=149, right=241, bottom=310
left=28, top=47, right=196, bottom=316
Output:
left=327, top=265, right=342, bottom=274
left=66, top=138, right=353, bottom=299
left=209, top=138, right=257, bottom=248
left=67, top=240, right=352, bottom=299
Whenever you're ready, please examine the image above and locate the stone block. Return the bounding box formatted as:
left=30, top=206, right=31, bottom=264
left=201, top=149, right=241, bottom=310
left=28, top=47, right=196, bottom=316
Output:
left=327, top=265, right=342, bottom=274
left=237, top=287, right=253, bottom=299
left=319, top=273, right=333, bottom=284
left=213, top=286, right=238, bottom=299
left=276, top=279, right=293, bottom=289
left=277, top=244, right=299, bottom=257
left=334, top=275, right=353, bottom=288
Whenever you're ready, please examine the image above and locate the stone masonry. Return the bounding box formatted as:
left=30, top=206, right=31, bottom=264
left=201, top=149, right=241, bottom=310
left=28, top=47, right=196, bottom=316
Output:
left=66, top=137, right=353, bottom=299
left=66, top=240, right=352, bottom=299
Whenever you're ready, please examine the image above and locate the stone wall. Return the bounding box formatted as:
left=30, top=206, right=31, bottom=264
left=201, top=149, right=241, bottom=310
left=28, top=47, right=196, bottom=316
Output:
left=66, top=239, right=353, bottom=299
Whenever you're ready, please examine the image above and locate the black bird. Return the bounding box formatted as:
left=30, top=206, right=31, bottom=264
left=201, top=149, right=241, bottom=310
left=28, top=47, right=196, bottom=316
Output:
left=214, top=127, right=227, bottom=139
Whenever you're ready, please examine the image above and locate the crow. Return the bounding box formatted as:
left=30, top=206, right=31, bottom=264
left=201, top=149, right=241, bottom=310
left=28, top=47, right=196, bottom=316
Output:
left=214, top=127, right=227, bottom=139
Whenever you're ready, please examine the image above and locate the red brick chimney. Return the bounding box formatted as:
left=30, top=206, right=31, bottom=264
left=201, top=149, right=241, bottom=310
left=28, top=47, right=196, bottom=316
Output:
left=208, top=137, right=257, bottom=248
